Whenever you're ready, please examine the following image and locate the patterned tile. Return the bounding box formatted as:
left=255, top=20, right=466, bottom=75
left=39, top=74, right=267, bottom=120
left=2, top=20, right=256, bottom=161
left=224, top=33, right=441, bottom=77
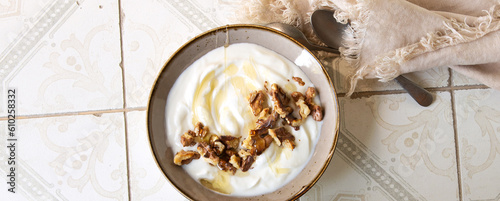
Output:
left=0, top=0, right=123, bottom=116
left=120, top=0, right=222, bottom=108
left=303, top=92, right=459, bottom=201
left=126, top=110, right=187, bottom=201
left=454, top=89, right=500, bottom=200
left=189, top=0, right=236, bottom=25
left=452, top=70, right=484, bottom=87
left=0, top=113, right=128, bottom=200
left=301, top=153, right=392, bottom=201
left=324, top=57, right=449, bottom=94
left=0, top=1, right=45, bottom=52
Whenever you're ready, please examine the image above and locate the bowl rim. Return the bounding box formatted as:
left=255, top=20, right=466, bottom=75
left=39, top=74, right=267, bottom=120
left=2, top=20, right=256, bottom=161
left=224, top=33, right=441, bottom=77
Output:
left=146, top=24, right=340, bottom=200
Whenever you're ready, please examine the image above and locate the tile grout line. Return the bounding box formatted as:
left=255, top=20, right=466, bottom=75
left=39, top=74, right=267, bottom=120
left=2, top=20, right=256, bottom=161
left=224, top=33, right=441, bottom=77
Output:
left=336, top=84, right=489, bottom=98
left=0, top=107, right=147, bottom=121
left=117, top=0, right=132, bottom=200
left=451, top=90, right=464, bottom=201
left=449, top=68, right=463, bottom=201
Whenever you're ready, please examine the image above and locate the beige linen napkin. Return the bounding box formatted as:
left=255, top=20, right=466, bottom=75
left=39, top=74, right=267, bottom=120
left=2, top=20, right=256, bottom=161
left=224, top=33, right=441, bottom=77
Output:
left=228, top=0, right=500, bottom=95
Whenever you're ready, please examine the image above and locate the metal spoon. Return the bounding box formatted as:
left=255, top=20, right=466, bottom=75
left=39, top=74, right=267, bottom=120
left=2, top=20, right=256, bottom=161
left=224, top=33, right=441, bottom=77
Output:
left=311, top=9, right=433, bottom=107
left=266, top=22, right=340, bottom=54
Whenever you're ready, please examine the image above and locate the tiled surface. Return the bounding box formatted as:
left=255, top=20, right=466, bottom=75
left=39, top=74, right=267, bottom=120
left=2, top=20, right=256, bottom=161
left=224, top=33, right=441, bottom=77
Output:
left=1, top=0, right=499, bottom=200
left=0, top=0, right=123, bottom=116
left=304, top=92, right=459, bottom=201
left=0, top=113, right=128, bottom=200
left=120, top=0, right=226, bottom=108
left=126, top=110, right=186, bottom=201
left=454, top=89, right=500, bottom=200
left=121, top=0, right=198, bottom=108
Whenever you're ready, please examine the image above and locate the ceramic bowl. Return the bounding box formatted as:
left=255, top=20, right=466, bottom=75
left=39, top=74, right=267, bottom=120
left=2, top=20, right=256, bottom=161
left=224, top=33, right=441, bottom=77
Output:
left=147, top=24, right=339, bottom=200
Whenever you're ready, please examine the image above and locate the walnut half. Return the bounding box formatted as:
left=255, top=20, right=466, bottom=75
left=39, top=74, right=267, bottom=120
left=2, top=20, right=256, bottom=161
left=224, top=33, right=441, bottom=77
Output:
left=248, top=90, right=267, bottom=116
left=174, top=150, right=200, bottom=166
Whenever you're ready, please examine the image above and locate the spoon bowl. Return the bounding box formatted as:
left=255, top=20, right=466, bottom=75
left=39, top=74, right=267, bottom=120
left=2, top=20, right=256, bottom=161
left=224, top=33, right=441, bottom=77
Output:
left=311, top=10, right=346, bottom=50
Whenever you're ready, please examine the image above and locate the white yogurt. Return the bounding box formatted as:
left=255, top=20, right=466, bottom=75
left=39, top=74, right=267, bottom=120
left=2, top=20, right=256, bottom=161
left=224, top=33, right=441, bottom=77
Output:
left=166, top=43, right=321, bottom=196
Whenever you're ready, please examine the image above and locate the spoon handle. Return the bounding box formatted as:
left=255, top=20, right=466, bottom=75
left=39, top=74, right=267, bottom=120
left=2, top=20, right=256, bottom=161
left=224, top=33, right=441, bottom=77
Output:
left=394, top=75, right=433, bottom=107
left=307, top=44, right=340, bottom=54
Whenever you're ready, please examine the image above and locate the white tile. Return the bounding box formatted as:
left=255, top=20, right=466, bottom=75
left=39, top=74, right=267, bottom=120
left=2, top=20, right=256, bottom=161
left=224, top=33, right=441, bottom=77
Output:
left=0, top=113, right=128, bottom=200
left=190, top=0, right=231, bottom=25
left=325, top=57, right=449, bottom=94
left=120, top=0, right=223, bottom=108
left=404, top=66, right=449, bottom=88
left=126, top=110, right=187, bottom=201
left=454, top=89, right=500, bottom=200
left=301, top=153, right=394, bottom=201
left=0, top=1, right=48, bottom=52
left=1, top=0, right=123, bottom=116
left=304, top=92, right=459, bottom=200
left=452, top=70, right=483, bottom=87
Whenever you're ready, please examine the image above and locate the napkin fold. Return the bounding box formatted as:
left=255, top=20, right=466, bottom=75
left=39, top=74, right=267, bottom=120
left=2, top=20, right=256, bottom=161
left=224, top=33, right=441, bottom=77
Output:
left=228, top=0, right=500, bottom=95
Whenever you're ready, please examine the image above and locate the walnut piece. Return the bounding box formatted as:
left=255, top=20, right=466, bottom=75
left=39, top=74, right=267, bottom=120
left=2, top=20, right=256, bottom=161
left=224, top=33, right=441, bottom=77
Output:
left=218, top=158, right=238, bottom=175
left=197, top=142, right=219, bottom=166
left=305, top=87, right=316, bottom=101
left=248, top=90, right=267, bottom=116
left=292, top=76, right=305, bottom=86
left=219, top=135, right=241, bottom=150
left=238, top=149, right=256, bottom=172
left=311, top=105, right=323, bottom=121
left=296, top=98, right=311, bottom=120
left=242, top=130, right=274, bottom=155
left=291, top=91, right=310, bottom=120
left=270, top=84, right=292, bottom=118
left=174, top=150, right=200, bottom=166
left=304, top=87, right=323, bottom=121
left=281, top=113, right=300, bottom=130
left=208, top=134, right=219, bottom=144
left=291, top=91, right=305, bottom=102
left=269, top=127, right=296, bottom=150
left=238, top=148, right=252, bottom=158
left=194, top=122, right=209, bottom=138
left=213, top=141, right=225, bottom=156
left=180, top=130, right=196, bottom=147
left=225, top=148, right=238, bottom=157
left=229, top=155, right=241, bottom=169
left=208, top=135, right=226, bottom=155
left=255, top=108, right=278, bottom=130
left=241, top=155, right=255, bottom=172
